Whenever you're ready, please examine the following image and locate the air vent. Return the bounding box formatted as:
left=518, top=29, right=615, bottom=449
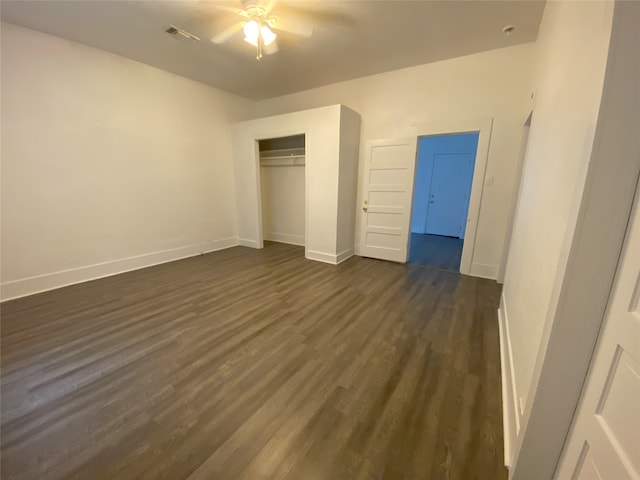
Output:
left=165, top=25, right=200, bottom=42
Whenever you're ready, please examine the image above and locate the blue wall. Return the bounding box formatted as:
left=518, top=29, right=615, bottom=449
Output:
left=411, top=133, right=479, bottom=235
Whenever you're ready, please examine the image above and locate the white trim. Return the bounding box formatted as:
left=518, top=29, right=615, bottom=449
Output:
left=263, top=232, right=305, bottom=246
left=469, top=262, right=498, bottom=280
left=250, top=126, right=309, bottom=253
left=336, top=248, right=354, bottom=264
left=238, top=238, right=260, bottom=248
left=406, top=117, right=493, bottom=277
left=306, top=249, right=339, bottom=264
left=498, top=292, right=520, bottom=468
left=0, top=237, right=238, bottom=302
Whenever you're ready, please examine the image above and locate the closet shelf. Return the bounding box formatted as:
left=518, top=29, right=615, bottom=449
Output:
left=260, top=147, right=304, bottom=157
left=260, top=146, right=306, bottom=167
left=261, top=156, right=306, bottom=167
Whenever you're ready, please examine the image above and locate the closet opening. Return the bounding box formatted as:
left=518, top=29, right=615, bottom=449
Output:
left=259, top=134, right=306, bottom=250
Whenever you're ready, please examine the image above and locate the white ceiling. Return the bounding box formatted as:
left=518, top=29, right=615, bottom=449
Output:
left=0, top=0, right=545, bottom=100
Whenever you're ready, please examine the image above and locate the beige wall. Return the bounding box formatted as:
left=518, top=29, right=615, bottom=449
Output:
left=0, top=22, right=254, bottom=300
left=256, top=43, right=536, bottom=278
left=1, top=23, right=538, bottom=300
left=499, top=0, right=614, bottom=463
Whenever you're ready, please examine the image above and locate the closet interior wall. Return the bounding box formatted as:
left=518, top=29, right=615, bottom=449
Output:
left=259, top=135, right=306, bottom=247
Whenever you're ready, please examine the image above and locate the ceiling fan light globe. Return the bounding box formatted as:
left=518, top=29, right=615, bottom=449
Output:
left=261, top=25, right=276, bottom=46
left=243, top=20, right=259, bottom=42
left=244, top=35, right=258, bottom=47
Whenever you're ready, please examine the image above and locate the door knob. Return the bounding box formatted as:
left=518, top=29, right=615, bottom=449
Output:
left=363, top=200, right=368, bottom=212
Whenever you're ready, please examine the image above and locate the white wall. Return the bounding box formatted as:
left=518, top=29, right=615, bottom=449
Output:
left=256, top=43, right=536, bottom=278
left=0, top=22, right=255, bottom=300
left=336, top=106, right=361, bottom=257
left=498, top=0, right=614, bottom=466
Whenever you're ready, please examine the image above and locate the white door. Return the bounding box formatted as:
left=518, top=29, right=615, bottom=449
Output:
left=555, top=185, right=640, bottom=479
left=425, top=153, right=474, bottom=238
left=359, top=138, right=416, bottom=263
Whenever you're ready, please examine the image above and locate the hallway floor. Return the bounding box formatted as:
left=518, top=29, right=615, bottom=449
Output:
left=408, top=233, right=464, bottom=271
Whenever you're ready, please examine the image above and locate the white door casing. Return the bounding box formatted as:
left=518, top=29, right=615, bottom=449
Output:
left=409, top=118, right=492, bottom=276
left=359, top=138, right=417, bottom=263
left=358, top=119, right=491, bottom=274
left=555, top=184, right=640, bottom=479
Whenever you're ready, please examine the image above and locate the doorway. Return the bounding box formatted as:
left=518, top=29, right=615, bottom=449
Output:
left=498, top=112, right=533, bottom=283
left=408, top=132, right=479, bottom=271
left=259, top=134, right=306, bottom=252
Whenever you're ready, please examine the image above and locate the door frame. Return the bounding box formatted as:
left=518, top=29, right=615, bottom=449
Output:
left=554, top=177, right=640, bottom=479
left=407, top=117, right=493, bottom=275
left=498, top=111, right=533, bottom=284
left=509, top=3, right=640, bottom=476
left=249, top=127, right=309, bottom=255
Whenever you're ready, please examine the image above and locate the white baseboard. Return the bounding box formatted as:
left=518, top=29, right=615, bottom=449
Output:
left=0, top=237, right=238, bottom=302
left=336, top=248, right=354, bottom=264
left=264, top=232, right=305, bottom=246
left=470, top=262, right=499, bottom=280
left=306, top=249, right=340, bottom=265
left=498, top=292, right=520, bottom=468
left=238, top=238, right=260, bottom=248
left=306, top=248, right=353, bottom=265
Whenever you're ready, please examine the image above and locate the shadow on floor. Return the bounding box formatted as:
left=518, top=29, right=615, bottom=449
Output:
left=408, top=233, right=464, bottom=271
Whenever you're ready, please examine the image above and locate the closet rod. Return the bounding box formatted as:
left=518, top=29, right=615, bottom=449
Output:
left=261, top=164, right=305, bottom=167
left=261, top=155, right=305, bottom=161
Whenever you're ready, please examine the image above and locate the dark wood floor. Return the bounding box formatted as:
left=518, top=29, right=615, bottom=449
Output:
left=1, top=242, right=506, bottom=480
left=408, top=233, right=464, bottom=271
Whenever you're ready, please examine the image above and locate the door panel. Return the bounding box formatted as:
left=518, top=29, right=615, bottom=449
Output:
left=425, top=153, right=474, bottom=238
left=359, top=138, right=416, bottom=263
left=556, top=184, right=640, bottom=479
left=573, top=445, right=602, bottom=480
left=367, top=212, right=404, bottom=229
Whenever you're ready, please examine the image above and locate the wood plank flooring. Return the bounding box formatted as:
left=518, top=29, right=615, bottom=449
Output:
left=1, top=242, right=506, bottom=480
left=408, top=233, right=464, bottom=271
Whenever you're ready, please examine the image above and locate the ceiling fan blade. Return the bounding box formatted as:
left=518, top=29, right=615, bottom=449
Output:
left=281, top=4, right=355, bottom=28
left=210, top=5, right=247, bottom=16
left=262, top=0, right=276, bottom=15
left=271, top=13, right=313, bottom=37
left=211, top=21, right=245, bottom=44
left=264, top=41, right=279, bottom=55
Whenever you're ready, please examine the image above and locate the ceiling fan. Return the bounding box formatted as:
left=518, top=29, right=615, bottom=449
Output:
left=210, top=0, right=314, bottom=60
